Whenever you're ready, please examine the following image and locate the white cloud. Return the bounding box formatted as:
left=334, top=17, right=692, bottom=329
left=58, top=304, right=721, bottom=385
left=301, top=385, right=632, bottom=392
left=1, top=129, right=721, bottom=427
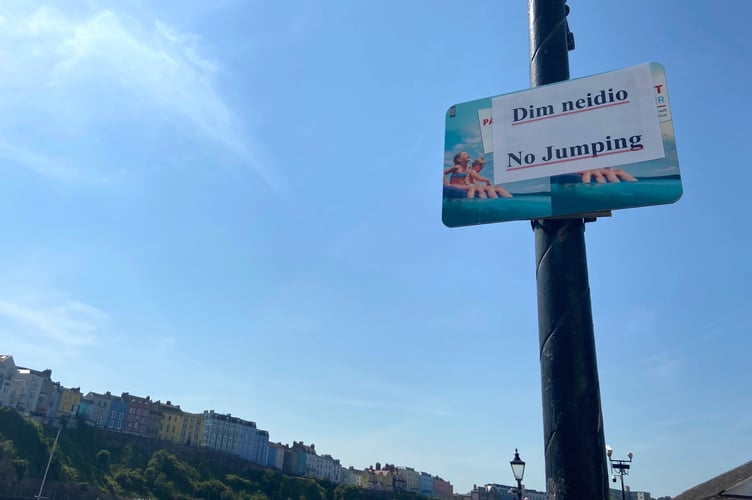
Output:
left=49, top=10, right=241, bottom=148
left=695, top=311, right=752, bottom=342
left=0, top=4, right=281, bottom=191
left=0, top=139, right=110, bottom=183
left=0, top=289, right=109, bottom=349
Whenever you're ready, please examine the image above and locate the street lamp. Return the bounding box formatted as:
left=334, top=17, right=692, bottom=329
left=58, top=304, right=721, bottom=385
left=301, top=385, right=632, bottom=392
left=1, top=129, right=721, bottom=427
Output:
left=510, top=449, right=525, bottom=500
left=606, top=445, right=633, bottom=500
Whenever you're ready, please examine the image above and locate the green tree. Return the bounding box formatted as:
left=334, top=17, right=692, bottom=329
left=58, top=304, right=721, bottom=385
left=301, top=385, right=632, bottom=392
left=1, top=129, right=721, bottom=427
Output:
left=114, top=468, right=147, bottom=495
left=145, top=449, right=199, bottom=495
left=334, top=484, right=364, bottom=500
left=195, top=478, right=231, bottom=498
left=0, top=408, right=49, bottom=473
left=96, top=449, right=111, bottom=472
left=11, top=458, right=27, bottom=481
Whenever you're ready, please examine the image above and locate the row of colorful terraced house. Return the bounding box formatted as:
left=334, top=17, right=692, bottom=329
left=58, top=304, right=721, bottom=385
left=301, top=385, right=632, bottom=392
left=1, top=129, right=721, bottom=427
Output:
left=0, top=355, right=453, bottom=499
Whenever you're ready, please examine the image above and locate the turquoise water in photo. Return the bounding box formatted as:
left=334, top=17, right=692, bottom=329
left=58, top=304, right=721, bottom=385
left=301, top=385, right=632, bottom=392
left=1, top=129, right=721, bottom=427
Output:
left=442, top=194, right=552, bottom=227
left=441, top=177, right=682, bottom=227
left=551, top=176, right=682, bottom=216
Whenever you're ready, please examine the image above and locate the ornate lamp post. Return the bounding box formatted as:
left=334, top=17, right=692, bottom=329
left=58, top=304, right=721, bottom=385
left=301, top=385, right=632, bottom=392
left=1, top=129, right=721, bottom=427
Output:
left=510, top=449, right=526, bottom=500
left=606, top=445, right=633, bottom=500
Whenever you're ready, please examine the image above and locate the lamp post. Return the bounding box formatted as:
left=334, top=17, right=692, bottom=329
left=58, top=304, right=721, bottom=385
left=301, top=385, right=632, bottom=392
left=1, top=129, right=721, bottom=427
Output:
left=510, top=449, right=525, bottom=500
left=606, top=446, right=633, bottom=500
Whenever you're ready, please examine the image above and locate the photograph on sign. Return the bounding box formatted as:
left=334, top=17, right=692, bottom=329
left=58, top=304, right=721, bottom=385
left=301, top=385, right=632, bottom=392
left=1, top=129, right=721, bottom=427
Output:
left=442, top=62, right=682, bottom=228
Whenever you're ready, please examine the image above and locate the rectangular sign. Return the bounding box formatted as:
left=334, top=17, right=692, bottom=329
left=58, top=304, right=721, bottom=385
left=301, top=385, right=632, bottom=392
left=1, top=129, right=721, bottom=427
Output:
left=442, top=63, right=682, bottom=228
left=492, top=64, right=663, bottom=183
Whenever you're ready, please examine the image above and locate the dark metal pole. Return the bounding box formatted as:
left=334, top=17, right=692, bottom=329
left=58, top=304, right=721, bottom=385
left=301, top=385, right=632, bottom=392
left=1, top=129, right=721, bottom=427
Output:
left=528, top=1, right=609, bottom=499
left=516, top=479, right=523, bottom=500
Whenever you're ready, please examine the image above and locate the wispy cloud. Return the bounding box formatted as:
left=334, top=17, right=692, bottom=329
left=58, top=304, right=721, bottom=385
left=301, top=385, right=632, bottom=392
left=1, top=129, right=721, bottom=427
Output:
left=49, top=10, right=242, bottom=150
left=0, top=289, right=109, bottom=350
left=693, top=311, right=752, bottom=343
left=645, top=353, right=682, bottom=379
left=0, top=4, right=282, bottom=191
left=0, top=139, right=115, bottom=183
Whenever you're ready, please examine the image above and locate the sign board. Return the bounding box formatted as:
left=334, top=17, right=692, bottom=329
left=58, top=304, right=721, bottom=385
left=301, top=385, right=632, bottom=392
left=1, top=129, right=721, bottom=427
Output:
left=442, top=63, right=682, bottom=228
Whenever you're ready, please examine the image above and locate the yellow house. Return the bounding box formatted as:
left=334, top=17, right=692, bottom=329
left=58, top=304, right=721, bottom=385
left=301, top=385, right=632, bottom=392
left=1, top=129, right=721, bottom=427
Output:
left=398, top=467, right=420, bottom=492
left=58, top=387, right=81, bottom=417
left=180, top=411, right=204, bottom=447
left=157, top=401, right=184, bottom=444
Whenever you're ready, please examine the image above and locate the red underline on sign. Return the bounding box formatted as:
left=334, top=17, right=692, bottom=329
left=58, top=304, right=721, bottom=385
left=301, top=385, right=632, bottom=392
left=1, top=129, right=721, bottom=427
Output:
left=506, top=149, right=636, bottom=171
left=511, top=100, right=631, bottom=126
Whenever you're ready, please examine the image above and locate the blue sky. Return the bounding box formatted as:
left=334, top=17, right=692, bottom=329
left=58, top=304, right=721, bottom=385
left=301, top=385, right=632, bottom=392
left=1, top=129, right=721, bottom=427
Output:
left=1, top=0, right=751, bottom=497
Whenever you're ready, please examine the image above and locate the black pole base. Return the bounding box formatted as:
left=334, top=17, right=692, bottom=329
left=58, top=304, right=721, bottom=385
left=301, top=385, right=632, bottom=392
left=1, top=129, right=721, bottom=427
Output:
left=533, top=218, right=609, bottom=500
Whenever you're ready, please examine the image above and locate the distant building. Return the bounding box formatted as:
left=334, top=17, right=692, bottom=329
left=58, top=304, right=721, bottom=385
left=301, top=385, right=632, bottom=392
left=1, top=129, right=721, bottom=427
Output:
left=465, top=483, right=547, bottom=500
left=0, top=356, right=17, bottom=410
left=2, top=367, right=52, bottom=414
left=179, top=411, right=203, bottom=447
left=255, top=430, right=270, bottom=464
left=280, top=441, right=342, bottom=482
left=0, top=375, right=23, bottom=410
left=419, top=471, right=434, bottom=497
left=201, top=410, right=268, bottom=465
left=630, top=492, right=653, bottom=500
left=398, top=466, right=420, bottom=492
left=45, top=382, right=63, bottom=420
left=0, top=356, right=16, bottom=388
left=105, top=394, right=127, bottom=432
left=35, top=377, right=60, bottom=419
left=267, top=442, right=286, bottom=470
left=0, top=354, right=460, bottom=498
left=57, top=386, right=82, bottom=418
left=157, top=401, right=184, bottom=444
left=282, top=442, right=299, bottom=475
left=84, top=391, right=114, bottom=428
left=340, top=466, right=363, bottom=486
left=77, top=397, right=93, bottom=421
left=146, top=405, right=163, bottom=439
left=237, top=425, right=268, bottom=465
left=285, top=441, right=315, bottom=477
left=307, top=453, right=342, bottom=483
left=122, top=393, right=151, bottom=436
left=609, top=489, right=654, bottom=500
left=433, top=475, right=453, bottom=500
left=203, top=410, right=238, bottom=454
left=361, top=464, right=398, bottom=491
left=28, top=369, right=53, bottom=415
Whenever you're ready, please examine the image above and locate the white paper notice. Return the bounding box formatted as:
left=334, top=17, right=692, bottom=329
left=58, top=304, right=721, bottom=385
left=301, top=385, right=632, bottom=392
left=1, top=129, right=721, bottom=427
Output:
left=491, top=64, right=664, bottom=183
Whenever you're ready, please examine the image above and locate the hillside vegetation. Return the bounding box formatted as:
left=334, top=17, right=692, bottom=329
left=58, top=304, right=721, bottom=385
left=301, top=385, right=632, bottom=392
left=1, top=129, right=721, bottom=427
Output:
left=0, top=408, right=431, bottom=500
